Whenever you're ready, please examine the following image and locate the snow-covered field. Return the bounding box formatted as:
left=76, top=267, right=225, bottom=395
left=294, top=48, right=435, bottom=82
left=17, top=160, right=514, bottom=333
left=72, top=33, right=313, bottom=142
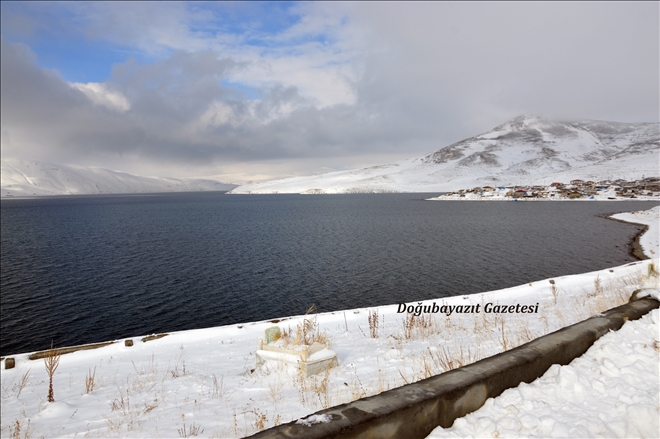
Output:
left=1, top=207, right=658, bottom=438
left=427, top=308, right=659, bottom=439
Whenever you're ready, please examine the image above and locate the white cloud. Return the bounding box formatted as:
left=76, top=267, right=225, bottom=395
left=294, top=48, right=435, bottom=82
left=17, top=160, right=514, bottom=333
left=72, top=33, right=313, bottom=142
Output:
left=70, top=82, right=131, bottom=112
left=1, top=2, right=657, bottom=181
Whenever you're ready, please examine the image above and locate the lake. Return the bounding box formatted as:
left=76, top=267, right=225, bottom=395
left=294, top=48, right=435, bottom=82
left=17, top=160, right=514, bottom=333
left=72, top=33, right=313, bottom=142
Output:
left=1, top=192, right=656, bottom=356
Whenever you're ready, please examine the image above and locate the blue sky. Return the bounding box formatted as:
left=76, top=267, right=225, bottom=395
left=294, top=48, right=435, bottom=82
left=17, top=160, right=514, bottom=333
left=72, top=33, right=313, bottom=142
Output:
left=1, top=2, right=309, bottom=82
left=1, top=2, right=658, bottom=180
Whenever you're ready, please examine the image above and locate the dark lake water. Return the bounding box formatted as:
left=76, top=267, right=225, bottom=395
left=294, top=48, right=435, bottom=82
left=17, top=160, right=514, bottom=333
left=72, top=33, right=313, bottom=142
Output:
left=1, top=192, right=656, bottom=356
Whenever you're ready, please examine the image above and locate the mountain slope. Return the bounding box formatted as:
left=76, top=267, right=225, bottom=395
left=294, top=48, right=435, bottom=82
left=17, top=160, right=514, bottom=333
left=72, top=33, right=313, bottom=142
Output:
left=1, top=159, right=236, bottom=197
left=229, top=115, right=659, bottom=194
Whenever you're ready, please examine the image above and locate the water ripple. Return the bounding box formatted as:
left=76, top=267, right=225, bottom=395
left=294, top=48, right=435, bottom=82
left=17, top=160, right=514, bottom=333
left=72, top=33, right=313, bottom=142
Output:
left=1, top=193, right=656, bottom=355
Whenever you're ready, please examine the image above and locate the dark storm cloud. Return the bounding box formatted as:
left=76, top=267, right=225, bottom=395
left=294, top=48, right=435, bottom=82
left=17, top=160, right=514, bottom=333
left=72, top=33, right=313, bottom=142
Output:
left=1, top=2, right=658, bottom=179
left=1, top=34, right=406, bottom=171
left=1, top=38, right=317, bottom=166
left=350, top=2, right=659, bottom=138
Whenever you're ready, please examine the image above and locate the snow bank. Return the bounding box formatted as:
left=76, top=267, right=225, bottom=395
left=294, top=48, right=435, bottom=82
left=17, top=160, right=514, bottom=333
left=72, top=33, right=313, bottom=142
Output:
left=427, top=309, right=659, bottom=438
left=611, top=206, right=660, bottom=259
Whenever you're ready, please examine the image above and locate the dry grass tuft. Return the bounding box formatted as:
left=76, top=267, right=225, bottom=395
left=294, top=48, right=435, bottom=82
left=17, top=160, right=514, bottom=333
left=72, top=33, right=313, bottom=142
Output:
left=311, top=364, right=333, bottom=408
left=287, top=304, right=331, bottom=348
left=8, top=419, right=32, bottom=439
left=210, top=374, right=225, bottom=399
left=178, top=422, right=204, bottom=438
left=295, top=305, right=319, bottom=346
left=403, top=313, right=437, bottom=340
left=109, top=389, right=130, bottom=414
left=85, top=367, right=96, bottom=394
left=499, top=319, right=508, bottom=351
left=15, top=370, right=30, bottom=399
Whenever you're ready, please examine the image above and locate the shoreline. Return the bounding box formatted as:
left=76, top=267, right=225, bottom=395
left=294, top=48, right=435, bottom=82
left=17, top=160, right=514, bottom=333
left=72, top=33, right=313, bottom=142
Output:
left=1, top=207, right=658, bottom=437
left=606, top=214, right=650, bottom=261
left=608, top=206, right=660, bottom=261
left=3, top=208, right=657, bottom=359
left=1, top=257, right=656, bottom=437
left=1, top=202, right=657, bottom=357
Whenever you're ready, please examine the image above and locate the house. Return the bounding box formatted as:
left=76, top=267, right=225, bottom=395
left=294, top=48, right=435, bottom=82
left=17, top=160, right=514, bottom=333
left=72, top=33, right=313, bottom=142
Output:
left=570, top=179, right=584, bottom=185
left=513, top=189, right=527, bottom=198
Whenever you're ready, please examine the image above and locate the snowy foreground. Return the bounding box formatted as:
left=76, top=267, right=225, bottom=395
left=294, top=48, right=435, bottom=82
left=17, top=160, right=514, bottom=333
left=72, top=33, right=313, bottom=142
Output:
left=1, top=208, right=659, bottom=438
left=427, top=309, right=659, bottom=439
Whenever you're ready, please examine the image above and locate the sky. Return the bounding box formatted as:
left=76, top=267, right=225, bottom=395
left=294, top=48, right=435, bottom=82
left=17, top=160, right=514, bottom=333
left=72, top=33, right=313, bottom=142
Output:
left=1, top=2, right=658, bottom=182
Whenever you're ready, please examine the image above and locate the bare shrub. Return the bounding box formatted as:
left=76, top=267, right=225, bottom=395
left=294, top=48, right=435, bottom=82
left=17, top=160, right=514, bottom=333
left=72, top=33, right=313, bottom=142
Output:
left=368, top=309, right=379, bottom=338
left=549, top=279, right=559, bottom=304
left=44, top=340, right=61, bottom=402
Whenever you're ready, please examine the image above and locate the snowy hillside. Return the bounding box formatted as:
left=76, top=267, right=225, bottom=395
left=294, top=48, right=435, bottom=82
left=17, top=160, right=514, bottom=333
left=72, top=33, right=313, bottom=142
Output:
left=229, top=116, right=659, bottom=194
left=1, top=159, right=236, bottom=197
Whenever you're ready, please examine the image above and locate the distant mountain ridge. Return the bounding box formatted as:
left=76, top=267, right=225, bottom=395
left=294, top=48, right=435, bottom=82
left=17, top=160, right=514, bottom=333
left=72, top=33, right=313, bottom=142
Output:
left=228, top=115, right=659, bottom=194
left=3, top=116, right=657, bottom=197
left=1, top=159, right=236, bottom=197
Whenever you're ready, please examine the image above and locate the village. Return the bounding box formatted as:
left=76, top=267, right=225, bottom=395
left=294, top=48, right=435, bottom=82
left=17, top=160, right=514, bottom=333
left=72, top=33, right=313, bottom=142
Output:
left=431, top=177, right=660, bottom=201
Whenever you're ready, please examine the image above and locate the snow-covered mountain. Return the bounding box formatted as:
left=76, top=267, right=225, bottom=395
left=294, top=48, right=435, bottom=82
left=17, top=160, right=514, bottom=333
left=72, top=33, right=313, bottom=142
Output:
left=1, top=159, right=236, bottom=197
left=229, top=115, right=659, bottom=194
